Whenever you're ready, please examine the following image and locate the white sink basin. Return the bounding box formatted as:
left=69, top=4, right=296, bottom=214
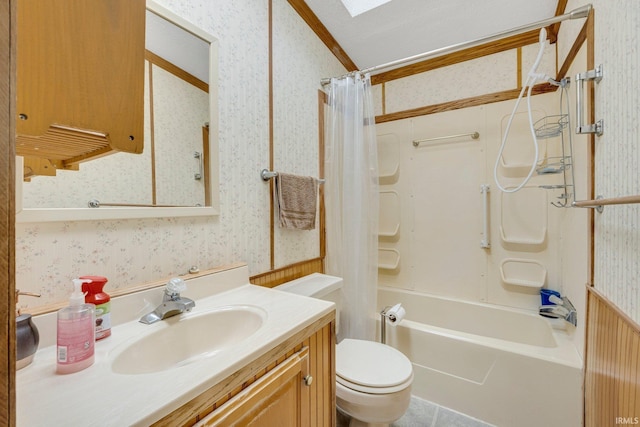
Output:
left=110, top=305, right=266, bottom=375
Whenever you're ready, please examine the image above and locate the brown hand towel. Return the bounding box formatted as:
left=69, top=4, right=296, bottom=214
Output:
left=274, top=172, right=318, bottom=230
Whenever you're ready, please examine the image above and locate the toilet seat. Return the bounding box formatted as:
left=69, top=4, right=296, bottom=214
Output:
left=336, top=338, right=413, bottom=395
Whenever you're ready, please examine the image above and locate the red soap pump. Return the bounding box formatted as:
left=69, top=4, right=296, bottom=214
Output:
left=80, top=276, right=111, bottom=340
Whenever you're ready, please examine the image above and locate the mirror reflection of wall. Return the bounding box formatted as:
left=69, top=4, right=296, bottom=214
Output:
left=21, top=7, right=211, bottom=209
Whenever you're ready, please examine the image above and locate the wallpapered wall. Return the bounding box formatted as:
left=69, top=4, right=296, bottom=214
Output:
left=589, top=0, right=640, bottom=324
left=16, top=0, right=346, bottom=308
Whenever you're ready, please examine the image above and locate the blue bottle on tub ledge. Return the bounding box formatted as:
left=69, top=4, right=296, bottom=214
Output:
left=540, top=289, right=561, bottom=305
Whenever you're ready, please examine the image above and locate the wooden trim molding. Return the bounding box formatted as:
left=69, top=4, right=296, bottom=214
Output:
left=549, top=0, right=570, bottom=44
left=556, top=16, right=588, bottom=82
left=586, top=9, right=595, bottom=284
left=371, top=29, right=543, bottom=86
left=375, top=83, right=558, bottom=124
left=585, top=286, right=640, bottom=427
left=318, top=90, right=326, bottom=260
left=269, top=0, right=275, bottom=269
left=250, top=258, right=324, bottom=289
left=371, top=12, right=591, bottom=126
left=145, top=50, right=208, bottom=93
left=286, top=0, right=357, bottom=72
left=516, top=47, right=522, bottom=89
left=1, top=0, right=16, bottom=425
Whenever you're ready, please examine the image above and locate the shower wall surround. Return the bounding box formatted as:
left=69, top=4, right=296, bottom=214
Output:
left=15, top=0, right=346, bottom=308
left=372, top=34, right=589, bottom=355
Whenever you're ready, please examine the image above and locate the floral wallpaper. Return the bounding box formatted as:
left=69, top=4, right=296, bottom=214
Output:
left=272, top=0, right=346, bottom=267
left=591, top=0, right=640, bottom=323
left=16, top=0, right=343, bottom=309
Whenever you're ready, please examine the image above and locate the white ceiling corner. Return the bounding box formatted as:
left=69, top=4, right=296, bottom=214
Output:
left=305, top=0, right=560, bottom=71
left=339, top=0, right=393, bottom=17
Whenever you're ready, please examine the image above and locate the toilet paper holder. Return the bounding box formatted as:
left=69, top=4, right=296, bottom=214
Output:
left=380, top=303, right=405, bottom=344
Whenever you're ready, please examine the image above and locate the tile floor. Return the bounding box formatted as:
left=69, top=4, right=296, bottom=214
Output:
left=337, top=396, right=495, bottom=427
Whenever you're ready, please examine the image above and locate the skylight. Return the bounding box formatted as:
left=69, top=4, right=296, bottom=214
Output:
left=340, top=0, right=393, bottom=17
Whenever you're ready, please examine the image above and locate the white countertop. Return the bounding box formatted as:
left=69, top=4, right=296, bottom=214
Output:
left=17, top=280, right=334, bottom=426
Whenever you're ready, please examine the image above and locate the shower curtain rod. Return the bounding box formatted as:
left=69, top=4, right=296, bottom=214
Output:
left=320, top=4, right=592, bottom=86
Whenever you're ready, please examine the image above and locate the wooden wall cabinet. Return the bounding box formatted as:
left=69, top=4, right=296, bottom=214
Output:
left=16, top=0, right=146, bottom=176
left=152, top=313, right=335, bottom=427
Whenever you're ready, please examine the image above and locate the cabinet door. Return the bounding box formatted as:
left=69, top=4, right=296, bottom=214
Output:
left=16, top=0, right=145, bottom=166
left=197, top=348, right=311, bottom=427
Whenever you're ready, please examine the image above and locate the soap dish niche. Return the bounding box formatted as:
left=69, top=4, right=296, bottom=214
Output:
left=379, top=190, right=400, bottom=240
left=377, top=133, right=400, bottom=184
left=378, top=248, right=400, bottom=272
left=500, top=258, right=547, bottom=290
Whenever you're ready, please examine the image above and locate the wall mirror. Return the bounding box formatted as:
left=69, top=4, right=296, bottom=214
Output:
left=16, top=0, right=219, bottom=222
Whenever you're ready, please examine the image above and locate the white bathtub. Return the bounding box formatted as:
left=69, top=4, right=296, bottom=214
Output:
left=378, top=286, right=583, bottom=427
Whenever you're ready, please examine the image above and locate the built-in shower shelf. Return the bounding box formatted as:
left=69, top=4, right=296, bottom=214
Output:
left=378, top=164, right=399, bottom=180
left=499, top=226, right=547, bottom=246
left=378, top=248, right=400, bottom=271
left=378, top=224, right=400, bottom=238
left=379, top=190, right=400, bottom=238
left=498, top=158, right=536, bottom=178
left=377, top=133, right=400, bottom=183
left=500, top=188, right=548, bottom=247
left=500, top=258, right=547, bottom=289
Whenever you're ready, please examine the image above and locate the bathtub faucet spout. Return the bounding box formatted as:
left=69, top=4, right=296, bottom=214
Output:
left=539, top=296, right=577, bottom=327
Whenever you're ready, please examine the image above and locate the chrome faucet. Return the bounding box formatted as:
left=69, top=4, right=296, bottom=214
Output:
left=139, top=278, right=195, bottom=325
left=539, top=296, right=577, bottom=327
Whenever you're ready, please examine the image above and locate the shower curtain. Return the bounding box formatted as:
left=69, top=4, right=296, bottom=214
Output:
left=324, top=73, right=379, bottom=342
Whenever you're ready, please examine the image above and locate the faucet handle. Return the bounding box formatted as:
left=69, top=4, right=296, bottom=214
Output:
left=166, top=277, right=187, bottom=295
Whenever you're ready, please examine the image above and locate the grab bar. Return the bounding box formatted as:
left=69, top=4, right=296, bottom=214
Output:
left=573, top=194, right=640, bottom=213
left=194, top=151, right=203, bottom=180
left=480, top=184, right=491, bottom=248
left=575, top=64, right=603, bottom=136
left=413, top=131, right=479, bottom=147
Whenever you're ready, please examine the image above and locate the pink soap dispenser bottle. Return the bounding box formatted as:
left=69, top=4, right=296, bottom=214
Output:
left=56, top=278, right=96, bottom=374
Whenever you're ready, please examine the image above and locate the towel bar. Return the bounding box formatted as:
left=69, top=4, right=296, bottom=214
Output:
left=260, top=169, right=325, bottom=184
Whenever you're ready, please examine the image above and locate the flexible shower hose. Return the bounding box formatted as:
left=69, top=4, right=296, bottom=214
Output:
left=493, top=28, right=551, bottom=193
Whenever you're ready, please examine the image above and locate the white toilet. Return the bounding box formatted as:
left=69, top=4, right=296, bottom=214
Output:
left=276, top=273, right=413, bottom=427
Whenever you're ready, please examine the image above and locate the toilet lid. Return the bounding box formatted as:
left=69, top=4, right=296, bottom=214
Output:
left=336, top=339, right=413, bottom=388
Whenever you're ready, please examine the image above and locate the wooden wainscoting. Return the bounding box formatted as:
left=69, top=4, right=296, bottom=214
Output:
left=250, top=258, right=324, bottom=289
left=585, top=286, right=640, bottom=426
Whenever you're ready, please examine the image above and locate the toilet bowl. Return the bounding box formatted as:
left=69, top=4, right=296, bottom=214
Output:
left=275, top=273, right=414, bottom=427
left=336, top=338, right=413, bottom=427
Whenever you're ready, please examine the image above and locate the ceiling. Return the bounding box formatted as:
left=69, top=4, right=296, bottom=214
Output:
left=304, top=0, right=560, bottom=71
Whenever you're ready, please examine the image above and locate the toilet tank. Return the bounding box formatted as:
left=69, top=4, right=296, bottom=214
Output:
left=275, top=273, right=343, bottom=332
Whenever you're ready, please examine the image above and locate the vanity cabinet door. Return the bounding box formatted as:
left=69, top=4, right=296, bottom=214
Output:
left=196, top=348, right=310, bottom=427
left=151, top=316, right=335, bottom=427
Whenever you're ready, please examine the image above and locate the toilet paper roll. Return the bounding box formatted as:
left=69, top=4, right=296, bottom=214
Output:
left=386, top=303, right=406, bottom=325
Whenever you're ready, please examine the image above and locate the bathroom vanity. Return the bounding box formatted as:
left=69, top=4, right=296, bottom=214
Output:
left=159, top=312, right=334, bottom=426
left=17, top=264, right=335, bottom=426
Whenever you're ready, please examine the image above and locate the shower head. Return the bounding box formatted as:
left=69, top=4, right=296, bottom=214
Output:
left=538, top=27, right=547, bottom=45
